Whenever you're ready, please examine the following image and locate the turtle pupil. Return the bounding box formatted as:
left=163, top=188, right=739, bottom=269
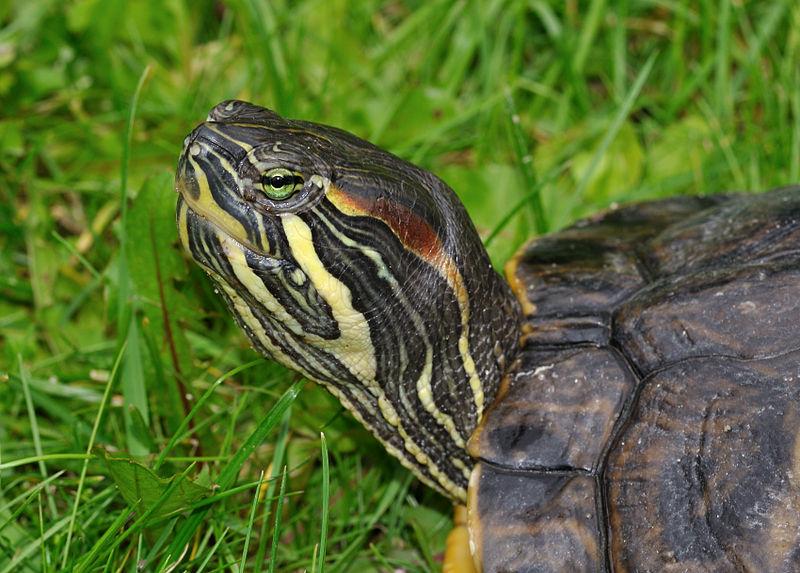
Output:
left=270, top=175, right=287, bottom=188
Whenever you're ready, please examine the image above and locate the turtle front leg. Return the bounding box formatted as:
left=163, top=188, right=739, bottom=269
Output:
left=443, top=505, right=478, bottom=573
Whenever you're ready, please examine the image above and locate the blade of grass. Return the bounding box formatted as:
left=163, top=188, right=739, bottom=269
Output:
left=329, top=475, right=411, bottom=572
left=0, top=454, right=231, bottom=472
left=407, top=509, right=436, bottom=570
left=116, top=64, right=151, bottom=336
left=371, top=0, right=451, bottom=62
left=254, top=407, right=292, bottom=571
left=217, top=381, right=304, bottom=492
left=64, top=508, right=135, bottom=573
left=791, top=75, right=800, bottom=182
left=153, top=358, right=264, bottom=470
left=484, top=166, right=565, bottom=247
left=0, top=471, right=64, bottom=535
left=240, top=470, right=266, bottom=570
left=0, top=514, right=72, bottom=573
left=267, top=466, right=289, bottom=573
left=315, top=432, right=330, bottom=573
left=195, top=528, right=229, bottom=573
left=730, top=0, right=790, bottom=94
left=572, top=0, right=606, bottom=76
left=697, top=97, right=746, bottom=189
left=664, top=57, right=715, bottom=119
left=504, top=88, right=547, bottom=234
left=61, top=340, right=128, bottom=568
left=611, top=0, right=628, bottom=99
left=37, top=492, right=46, bottom=572
left=122, top=316, right=150, bottom=455
left=367, top=543, right=396, bottom=571
left=51, top=230, right=102, bottom=280
left=18, top=355, right=58, bottom=520
left=400, top=89, right=508, bottom=161
left=141, top=518, right=178, bottom=567
left=714, top=0, right=732, bottom=120
left=101, top=546, right=117, bottom=573
left=236, top=0, right=290, bottom=113
left=119, top=64, right=150, bottom=230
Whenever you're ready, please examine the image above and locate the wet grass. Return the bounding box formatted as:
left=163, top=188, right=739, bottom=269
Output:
left=1, top=0, right=798, bottom=571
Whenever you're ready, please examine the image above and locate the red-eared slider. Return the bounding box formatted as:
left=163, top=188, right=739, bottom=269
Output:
left=175, top=100, right=800, bottom=572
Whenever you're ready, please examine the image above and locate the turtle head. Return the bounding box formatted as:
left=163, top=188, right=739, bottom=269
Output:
left=176, top=100, right=520, bottom=500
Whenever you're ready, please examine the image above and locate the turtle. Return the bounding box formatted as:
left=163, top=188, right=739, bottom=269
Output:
left=175, top=99, right=800, bottom=572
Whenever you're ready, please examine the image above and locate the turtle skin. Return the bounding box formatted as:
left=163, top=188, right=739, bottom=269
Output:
left=467, top=187, right=800, bottom=573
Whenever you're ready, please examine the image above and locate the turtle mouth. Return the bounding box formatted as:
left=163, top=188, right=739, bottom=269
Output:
left=175, top=193, right=285, bottom=282
left=175, top=128, right=274, bottom=259
left=176, top=193, right=258, bottom=277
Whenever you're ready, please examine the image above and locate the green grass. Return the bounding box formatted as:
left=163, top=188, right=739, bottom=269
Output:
left=1, top=0, right=798, bottom=571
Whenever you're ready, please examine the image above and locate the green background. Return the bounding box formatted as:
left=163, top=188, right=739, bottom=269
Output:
left=1, top=0, right=798, bottom=571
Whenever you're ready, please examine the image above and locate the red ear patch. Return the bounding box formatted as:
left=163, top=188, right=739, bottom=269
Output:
left=327, top=184, right=445, bottom=264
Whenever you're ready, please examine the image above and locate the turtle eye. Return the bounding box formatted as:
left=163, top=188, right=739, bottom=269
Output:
left=260, top=168, right=304, bottom=200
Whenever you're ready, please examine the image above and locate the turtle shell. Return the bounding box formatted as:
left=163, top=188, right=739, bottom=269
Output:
left=468, top=187, right=800, bottom=572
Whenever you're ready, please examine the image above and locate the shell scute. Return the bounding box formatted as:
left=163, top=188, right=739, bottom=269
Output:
left=474, top=188, right=800, bottom=572
left=469, top=463, right=601, bottom=573
left=607, top=350, right=800, bottom=572
left=470, top=346, right=637, bottom=472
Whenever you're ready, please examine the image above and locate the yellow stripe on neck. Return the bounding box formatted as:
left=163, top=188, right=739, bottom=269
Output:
left=281, top=214, right=377, bottom=383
